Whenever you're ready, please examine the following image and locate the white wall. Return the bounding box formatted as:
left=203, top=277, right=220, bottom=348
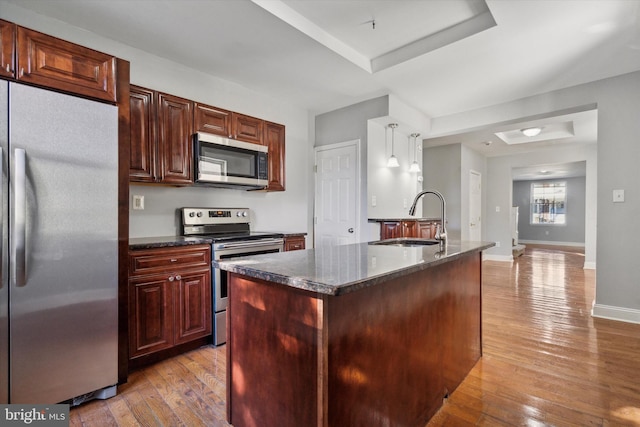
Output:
left=367, top=121, right=424, bottom=219
left=0, top=2, right=312, bottom=241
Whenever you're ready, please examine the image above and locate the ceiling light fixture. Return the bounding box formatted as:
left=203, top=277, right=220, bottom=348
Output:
left=387, top=123, right=399, bottom=168
left=409, top=133, right=421, bottom=173
left=521, top=127, right=542, bottom=137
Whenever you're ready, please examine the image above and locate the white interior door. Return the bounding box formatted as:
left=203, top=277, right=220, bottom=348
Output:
left=314, top=140, right=359, bottom=247
left=469, top=170, right=482, bottom=241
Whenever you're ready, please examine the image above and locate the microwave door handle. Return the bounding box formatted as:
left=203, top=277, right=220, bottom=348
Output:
left=12, top=148, right=26, bottom=287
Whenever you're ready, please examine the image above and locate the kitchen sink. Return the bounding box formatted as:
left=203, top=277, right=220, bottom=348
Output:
left=369, top=238, right=440, bottom=247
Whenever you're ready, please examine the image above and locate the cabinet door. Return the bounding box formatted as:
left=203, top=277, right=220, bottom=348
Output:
left=416, top=221, right=434, bottom=239
left=263, top=121, right=285, bottom=191
left=194, top=102, right=231, bottom=136
left=129, top=85, right=157, bottom=182
left=157, top=92, right=193, bottom=184
left=129, top=276, right=173, bottom=358
left=380, top=222, right=402, bottom=239
left=174, top=268, right=212, bottom=345
left=232, top=112, right=263, bottom=144
left=16, top=26, right=116, bottom=102
left=401, top=220, right=418, bottom=237
left=0, top=20, right=15, bottom=79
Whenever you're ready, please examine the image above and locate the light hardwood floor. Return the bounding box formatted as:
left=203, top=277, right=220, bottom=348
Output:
left=70, top=245, right=640, bottom=426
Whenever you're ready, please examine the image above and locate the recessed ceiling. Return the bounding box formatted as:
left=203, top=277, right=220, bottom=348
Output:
left=422, top=107, right=598, bottom=158
left=253, top=0, right=496, bottom=72
left=495, top=121, right=575, bottom=145
left=512, top=161, right=586, bottom=181
left=4, top=0, right=640, bottom=120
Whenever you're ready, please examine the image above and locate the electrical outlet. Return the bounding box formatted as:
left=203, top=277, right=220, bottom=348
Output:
left=495, top=206, right=501, bottom=213
left=495, top=241, right=501, bottom=248
left=372, top=195, right=377, bottom=207
left=132, top=195, right=144, bottom=210
left=403, top=198, right=407, bottom=208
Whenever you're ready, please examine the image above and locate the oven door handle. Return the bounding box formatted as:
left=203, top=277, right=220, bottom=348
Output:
left=216, top=238, right=284, bottom=250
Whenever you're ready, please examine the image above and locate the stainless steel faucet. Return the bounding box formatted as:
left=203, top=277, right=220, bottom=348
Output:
left=408, top=190, right=447, bottom=248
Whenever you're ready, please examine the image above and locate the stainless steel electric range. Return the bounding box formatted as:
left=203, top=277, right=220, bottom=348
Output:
left=182, top=207, right=284, bottom=346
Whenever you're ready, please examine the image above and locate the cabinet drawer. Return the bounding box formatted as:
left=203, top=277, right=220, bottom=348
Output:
left=130, top=245, right=210, bottom=276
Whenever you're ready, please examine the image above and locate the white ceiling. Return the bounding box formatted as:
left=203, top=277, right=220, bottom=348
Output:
left=7, top=0, right=640, bottom=179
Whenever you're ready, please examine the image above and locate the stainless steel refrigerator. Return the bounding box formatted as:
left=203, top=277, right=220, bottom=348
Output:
left=0, top=81, right=119, bottom=404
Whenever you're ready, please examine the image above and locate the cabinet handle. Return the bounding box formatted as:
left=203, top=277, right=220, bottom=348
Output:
left=19, top=68, right=25, bottom=77
left=170, top=258, right=178, bottom=262
left=175, top=275, right=181, bottom=281
left=5, top=64, right=10, bottom=73
left=168, top=276, right=174, bottom=282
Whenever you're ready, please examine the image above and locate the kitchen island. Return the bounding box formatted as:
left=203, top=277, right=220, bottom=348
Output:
left=215, top=239, right=494, bottom=427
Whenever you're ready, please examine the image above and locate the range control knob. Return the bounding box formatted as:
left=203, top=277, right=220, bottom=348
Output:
left=236, top=211, right=243, bottom=217
left=189, top=212, right=195, bottom=217
left=196, top=211, right=203, bottom=217
left=243, top=211, right=248, bottom=217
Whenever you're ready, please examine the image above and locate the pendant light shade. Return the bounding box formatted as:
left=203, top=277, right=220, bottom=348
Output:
left=409, top=133, right=421, bottom=173
left=387, top=123, right=399, bottom=168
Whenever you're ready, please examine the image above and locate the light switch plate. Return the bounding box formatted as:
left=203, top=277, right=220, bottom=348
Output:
left=132, top=195, right=145, bottom=210
left=613, top=189, right=625, bottom=203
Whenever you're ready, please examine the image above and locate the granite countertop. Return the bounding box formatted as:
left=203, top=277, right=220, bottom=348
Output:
left=368, top=217, right=441, bottom=222
left=129, top=232, right=307, bottom=250
left=129, top=236, right=213, bottom=250
left=214, top=240, right=495, bottom=296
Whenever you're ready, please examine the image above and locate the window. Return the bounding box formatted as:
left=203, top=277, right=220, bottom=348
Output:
left=531, top=181, right=566, bottom=225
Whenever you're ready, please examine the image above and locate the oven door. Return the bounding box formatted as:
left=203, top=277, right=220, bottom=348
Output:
left=212, top=239, right=283, bottom=346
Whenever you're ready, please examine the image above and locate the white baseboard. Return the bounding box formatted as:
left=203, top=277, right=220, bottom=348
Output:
left=583, top=261, right=596, bottom=270
left=519, top=240, right=585, bottom=247
left=592, top=302, right=640, bottom=324
left=483, top=254, right=513, bottom=263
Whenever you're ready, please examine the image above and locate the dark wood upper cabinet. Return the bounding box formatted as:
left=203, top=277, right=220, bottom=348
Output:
left=0, top=20, right=15, bottom=79
left=16, top=26, right=117, bottom=102
left=129, top=87, right=193, bottom=185
left=129, top=85, right=157, bottom=182
left=232, top=112, right=263, bottom=144
left=157, top=92, right=193, bottom=184
left=263, top=121, right=285, bottom=191
left=194, top=102, right=231, bottom=136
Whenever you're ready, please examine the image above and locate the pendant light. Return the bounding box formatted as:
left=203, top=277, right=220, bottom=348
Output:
left=409, top=133, right=421, bottom=173
left=387, top=123, right=399, bottom=168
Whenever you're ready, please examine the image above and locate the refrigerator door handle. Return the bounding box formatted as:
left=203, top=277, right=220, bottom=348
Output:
left=12, top=148, right=26, bottom=287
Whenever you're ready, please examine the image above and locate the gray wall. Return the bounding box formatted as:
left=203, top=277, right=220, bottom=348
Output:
left=315, top=96, right=389, bottom=243
left=513, top=176, right=586, bottom=244
left=429, top=70, right=640, bottom=320
left=423, top=144, right=462, bottom=238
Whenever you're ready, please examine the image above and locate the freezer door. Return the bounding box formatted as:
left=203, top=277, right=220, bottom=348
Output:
left=9, top=83, right=119, bottom=404
left=0, top=81, right=8, bottom=404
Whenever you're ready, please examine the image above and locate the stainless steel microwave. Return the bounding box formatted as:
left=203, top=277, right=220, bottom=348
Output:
left=194, top=132, right=268, bottom=189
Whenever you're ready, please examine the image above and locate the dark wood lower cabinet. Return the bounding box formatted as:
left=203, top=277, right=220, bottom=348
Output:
left=379, top=220, right=440, bottom=239
left=128, top=245, right=212, bottom=365
left=227, top=252, right=481, bottom=427
left=283, top=235, right=305, bottom=251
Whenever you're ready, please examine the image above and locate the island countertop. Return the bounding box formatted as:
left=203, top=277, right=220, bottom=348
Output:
left=214, top=239, right=494, bottom=296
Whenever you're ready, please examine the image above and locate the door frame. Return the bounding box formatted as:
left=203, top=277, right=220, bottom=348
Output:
left=314, top=139, right=362, bottom=247
left=468, top=169, right=482, bottom=241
